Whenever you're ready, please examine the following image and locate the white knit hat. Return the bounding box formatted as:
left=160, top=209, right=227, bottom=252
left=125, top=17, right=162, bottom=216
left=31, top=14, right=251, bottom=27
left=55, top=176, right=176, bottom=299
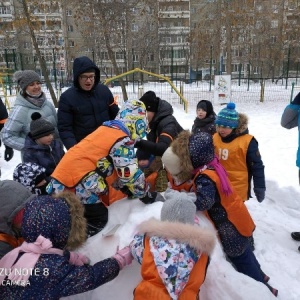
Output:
left=161, top=147, right=182, bottom=176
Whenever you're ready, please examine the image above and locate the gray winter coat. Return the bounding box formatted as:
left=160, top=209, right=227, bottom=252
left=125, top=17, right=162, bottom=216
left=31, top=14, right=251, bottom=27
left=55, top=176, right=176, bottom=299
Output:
left=1, top=92, right=58, bottom=153
left=0, top=180, right=35, bottom=258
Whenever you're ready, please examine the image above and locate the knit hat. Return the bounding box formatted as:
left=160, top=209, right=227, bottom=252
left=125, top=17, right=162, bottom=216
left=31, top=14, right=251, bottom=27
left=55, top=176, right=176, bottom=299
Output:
left=161, top=147, right=182, bottom=176
left=13, top=70, right=41, bottom=91
left=30, top=112, right=55, bottom=140
left=216, top=102, right=239, bottom=129
left=13, top=162, right=47, bottom=194
left=139, top=91, right=159, bottom=112
left=189, top=132, right=215, bottom=169
left=196, top=100, right=214, bottom=116
left=115, top=99, right=148, bottom=140
left=161, top=193, right=196, bottom=225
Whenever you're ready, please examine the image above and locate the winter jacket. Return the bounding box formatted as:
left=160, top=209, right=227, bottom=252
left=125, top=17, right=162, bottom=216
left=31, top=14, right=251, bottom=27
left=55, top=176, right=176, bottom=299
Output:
left=0, top=97, right=8, bottom=131
left=49, top=123, right=147, bottom=205
left=0, top=193, right=121, bottom=299
left=193, top=168, right=255, bottom=257
left=57, top=56, right=119, bottom=149
left=213, top=113, right=265, bottom=201
left=130, top=218, right=215, bottom=300
left=23, top=135, right=64, bottom=177
left=281, top=95, right=300, bottom=168
left=1, top=93, right=58, bottom=153
left=191, top=114, right=216, bottom=135
left=136, top=99, right=183, bottom=157
left=0, top=180, right=35, bottom=259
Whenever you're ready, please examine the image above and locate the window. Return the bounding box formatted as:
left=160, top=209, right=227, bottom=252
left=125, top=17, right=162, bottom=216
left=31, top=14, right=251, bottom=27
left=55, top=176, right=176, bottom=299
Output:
left=66, top=10, right=72, bottom=16
left=132, top=53, right=139, bottom=62
left=131, top=23, right=138, bottom=32
left=100, top=52, right=108, bottom=60
left=272, top=5, right=278, bottom=13
left=116, top=52, right=124, bottom=59
left=0, top=6, right=11, bottom=14
left=24, top=42, right=30, bottom=49
left=271, top=20, right=278, bottom=28
left=162, top=37, right=171, bottom=44
left=69, top=40, right=75, bottom=47
left=67, top=25, right=73, bottom=32
left=148, top=53, right=154, bottom=61
left=271, top=36, right=276, bottom=44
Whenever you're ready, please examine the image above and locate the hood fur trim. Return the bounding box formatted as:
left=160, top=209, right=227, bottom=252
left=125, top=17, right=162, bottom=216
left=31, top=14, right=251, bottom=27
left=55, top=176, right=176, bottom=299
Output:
left=54, top=191, right=87, bottom=250
left=236, top=113, right=248, bottom=134
left=170, top=130, right=194, bottom=182
left=138, top=218, right=216, bottom=254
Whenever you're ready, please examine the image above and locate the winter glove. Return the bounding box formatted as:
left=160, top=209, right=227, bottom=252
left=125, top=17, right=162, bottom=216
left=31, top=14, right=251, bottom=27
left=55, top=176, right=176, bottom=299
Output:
left=4, top=145, right=13, bottom=161
left=139, top=191, right=165, bottom=204
left=63, top=250, right=90, bottom=266
left=112, top=246, right=133, bottom=270
left=119, top=185, right=133, bottom=197
left=254, top=187, right=265, bottom=203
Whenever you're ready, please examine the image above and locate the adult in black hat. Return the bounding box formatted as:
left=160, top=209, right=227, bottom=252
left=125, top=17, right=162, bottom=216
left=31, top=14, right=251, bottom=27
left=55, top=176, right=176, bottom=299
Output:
left=136, top=91, right=183, bottom=192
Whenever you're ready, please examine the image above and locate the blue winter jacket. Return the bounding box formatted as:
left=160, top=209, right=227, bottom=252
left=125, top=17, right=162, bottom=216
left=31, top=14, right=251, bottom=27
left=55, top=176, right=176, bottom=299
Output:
left=23, top=134, right=65, bottom=176
left=281, top=94, right=300, bottom=168
left=57, top=56, right=119, bottom=149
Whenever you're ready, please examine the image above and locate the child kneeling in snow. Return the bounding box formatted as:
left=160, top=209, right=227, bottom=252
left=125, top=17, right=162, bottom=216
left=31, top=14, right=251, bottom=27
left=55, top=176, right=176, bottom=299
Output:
left=130, top=192, right=216, bottom=299
left=0, top=192, right=133, bottom=299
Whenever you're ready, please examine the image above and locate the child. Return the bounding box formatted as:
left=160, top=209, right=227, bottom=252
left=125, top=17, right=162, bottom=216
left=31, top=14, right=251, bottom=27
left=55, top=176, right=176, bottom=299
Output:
left=0, top=180, right=35, bottom=259
left=13, top=162, right=49, bottom=195
left=23, top=112, right=64, bottom=177
left=191, top=99, right=216, bottom=135
left=162, top=131, right=278, bottom=297
left=130, top=191, right=216, bottom=299
left=0, top=191, right=133, bottom=299
left=213, top=102, right=265, bottom=202
left=47, top=99, right=164, bottom=237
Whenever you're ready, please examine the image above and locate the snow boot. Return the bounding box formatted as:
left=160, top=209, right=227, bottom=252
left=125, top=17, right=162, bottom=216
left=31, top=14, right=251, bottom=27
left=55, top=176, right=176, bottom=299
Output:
left=291, top=232, right=300, bottom=241
left=265, top=283, right=278, bottom=297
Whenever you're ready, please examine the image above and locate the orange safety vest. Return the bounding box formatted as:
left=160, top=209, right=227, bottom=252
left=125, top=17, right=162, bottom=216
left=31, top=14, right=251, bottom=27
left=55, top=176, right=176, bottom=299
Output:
left=167, top=172, right=194, bottom=192
left=213, top=133, right=253, bottom=201
left=51, top=126, right=127, bottom=206
left=0, top=233, right=23, bottom=249
left=134, top=236, right=209, bottom=300
left=194, top=169, right=255, bottom=237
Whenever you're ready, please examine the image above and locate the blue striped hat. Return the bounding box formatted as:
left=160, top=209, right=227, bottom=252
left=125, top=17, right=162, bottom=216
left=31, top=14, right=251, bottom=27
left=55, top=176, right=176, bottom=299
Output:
left=216, top=102, right=239, bottom=128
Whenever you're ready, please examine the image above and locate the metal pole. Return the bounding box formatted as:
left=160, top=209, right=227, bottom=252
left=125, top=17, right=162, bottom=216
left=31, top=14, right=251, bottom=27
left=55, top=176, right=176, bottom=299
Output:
left=296, top=61, right=299, bottom=85
left=247, top=63, right=250, bottom=91
left=132, top=48, right=135, bottom=93
left=286, top=45, right=291, bottom=89
left=209, top=46, right=213, bottom=91
left=4, top=49, right=9, bottom=68
left=12, top=49, right=17, bottom=70
left=53, top=48, right=57, bottom=90
left=238, top=63, right=242, bottom=86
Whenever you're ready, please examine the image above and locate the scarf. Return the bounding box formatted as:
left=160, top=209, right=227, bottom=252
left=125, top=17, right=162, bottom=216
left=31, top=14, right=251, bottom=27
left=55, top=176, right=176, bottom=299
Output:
left=24, top=92, right=46, bottom=108
left=193, top=156, right=232, bottom=196
left=0, top=235, right=89, bottom=284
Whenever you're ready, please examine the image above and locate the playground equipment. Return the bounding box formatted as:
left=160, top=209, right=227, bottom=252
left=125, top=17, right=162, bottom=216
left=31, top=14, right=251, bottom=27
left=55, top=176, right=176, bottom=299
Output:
left=104, top=68, right=189, bottom=113
left=0, top=68, right=16, bottom=110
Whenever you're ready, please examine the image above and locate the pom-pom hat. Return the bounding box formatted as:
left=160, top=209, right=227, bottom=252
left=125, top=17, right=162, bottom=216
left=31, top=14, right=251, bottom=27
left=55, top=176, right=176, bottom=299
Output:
left=30, top=112, right=55, bottom=140
left=216, top=102, right=239, bottom=129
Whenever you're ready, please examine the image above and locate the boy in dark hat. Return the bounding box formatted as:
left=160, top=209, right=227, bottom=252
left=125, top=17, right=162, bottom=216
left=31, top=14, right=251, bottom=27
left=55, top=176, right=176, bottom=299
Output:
left=136, top=90, right=183, bottom=192
left=23, top=112, right=64, bottom=177
left=191, top=99, right=216, bottom=135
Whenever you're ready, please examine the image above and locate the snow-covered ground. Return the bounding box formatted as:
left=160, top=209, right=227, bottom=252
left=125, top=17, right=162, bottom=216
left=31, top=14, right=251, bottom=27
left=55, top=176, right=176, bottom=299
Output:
left=1, top=90, right=300, bottom=299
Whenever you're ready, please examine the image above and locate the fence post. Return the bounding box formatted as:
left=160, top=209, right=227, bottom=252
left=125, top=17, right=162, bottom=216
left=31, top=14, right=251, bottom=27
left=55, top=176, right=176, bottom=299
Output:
left=260, top=79, right=265, bottom=102
left=290, top=82, right=295, bottom=103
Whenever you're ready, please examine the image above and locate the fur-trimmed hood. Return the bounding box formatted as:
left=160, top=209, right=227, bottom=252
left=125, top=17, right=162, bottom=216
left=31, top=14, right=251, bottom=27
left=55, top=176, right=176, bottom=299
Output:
left=235, top=113, right=248, bottom=135
left=138, top=218, right=216, bottom=254
left=22, top=192, right=87, bottom=251
left=165, top=130, right=194, bottom=182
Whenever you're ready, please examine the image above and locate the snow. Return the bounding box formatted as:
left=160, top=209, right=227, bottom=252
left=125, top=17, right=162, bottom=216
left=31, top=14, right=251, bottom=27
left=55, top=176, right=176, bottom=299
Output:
left=1, top=97, right=300, bottom=300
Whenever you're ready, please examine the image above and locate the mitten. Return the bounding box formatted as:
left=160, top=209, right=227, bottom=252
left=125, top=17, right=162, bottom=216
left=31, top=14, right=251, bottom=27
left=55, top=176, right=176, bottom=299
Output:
left=254, top=187, right=265, bottom=203
left=64, top=250, right=90, bottom=266
left=112, top=246, right=133, bottom=270
left=139, top=191, right=165, bottom=204
left=4, top=145, right=13, bottom=161
left=120, top=185, right=133, bottom=197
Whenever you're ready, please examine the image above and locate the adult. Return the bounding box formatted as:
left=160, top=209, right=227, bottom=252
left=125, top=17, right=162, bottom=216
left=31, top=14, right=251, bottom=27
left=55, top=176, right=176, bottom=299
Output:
left=281, top=92, right=300, bottom=251
left=0, top=180, right=35, bottom=259
left=57, top=56, right=119, bottom=150
left=1, top=70, right=58, bottom=160
left=135, top=91, right=183, bottom=192
left=0, top=97, right=14, bottom=176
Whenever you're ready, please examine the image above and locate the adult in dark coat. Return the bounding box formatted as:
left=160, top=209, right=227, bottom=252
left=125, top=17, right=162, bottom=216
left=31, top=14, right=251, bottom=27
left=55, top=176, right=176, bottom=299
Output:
left=57, top=56, right=119, bottom=149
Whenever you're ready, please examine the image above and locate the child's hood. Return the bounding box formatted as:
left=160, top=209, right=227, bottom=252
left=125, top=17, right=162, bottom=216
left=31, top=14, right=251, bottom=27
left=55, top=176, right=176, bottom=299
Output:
left=236, top=113, right=249, bottom=135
